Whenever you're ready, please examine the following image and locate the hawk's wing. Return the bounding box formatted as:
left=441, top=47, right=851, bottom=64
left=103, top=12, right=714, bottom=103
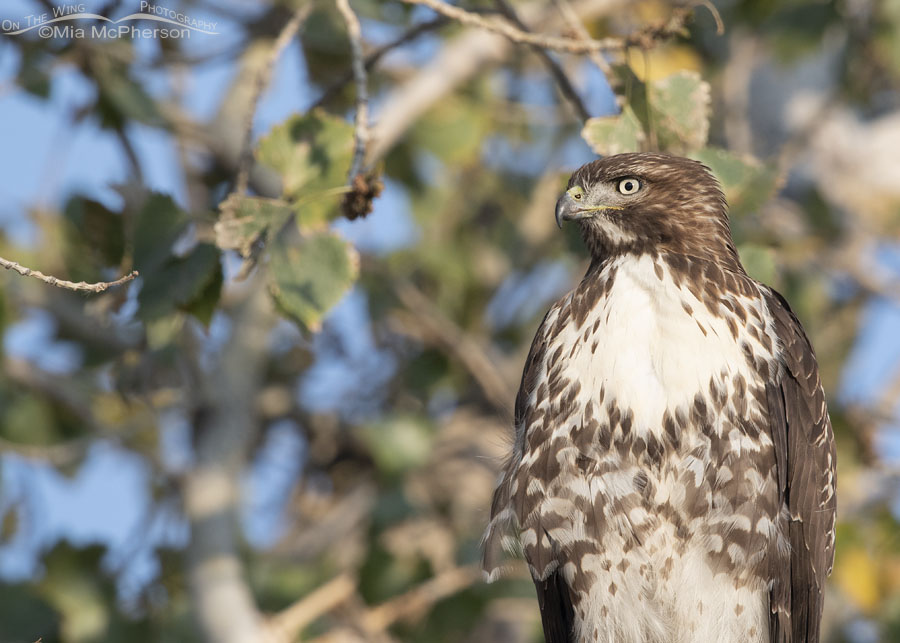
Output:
left=764, top=288, right=837, bottom=643
left=483, top=307, right=576, bottom=643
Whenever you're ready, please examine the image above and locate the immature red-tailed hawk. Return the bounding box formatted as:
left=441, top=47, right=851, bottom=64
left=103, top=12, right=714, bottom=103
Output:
left=484, top=153, right=836, bottom=643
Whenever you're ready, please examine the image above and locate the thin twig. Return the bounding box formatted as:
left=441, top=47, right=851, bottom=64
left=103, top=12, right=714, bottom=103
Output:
left=493, top=0, right=590, bottom=121
left=311, top=17, right=448, bottom=110
left=694, top=0, right=724, bottom=35
left=391, top=279, right=515, bottom=418
left=0, top=357, right=149, bottom=466
left=234, top=3, right=313, bottom=196
left=401, top=0, right=691, bottom=54
left=336, top=0, right=371, bottom=181
left=0, top=256, right=137, bottom=293
left=553, top=0, right=622, bottom=106
left=367, top=0, right=633, bottom=164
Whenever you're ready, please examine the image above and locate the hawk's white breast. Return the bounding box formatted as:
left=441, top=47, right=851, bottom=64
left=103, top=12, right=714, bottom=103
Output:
left=520, top=254, right=780, bottom=643
left=550, top=254, right=769, bottom=443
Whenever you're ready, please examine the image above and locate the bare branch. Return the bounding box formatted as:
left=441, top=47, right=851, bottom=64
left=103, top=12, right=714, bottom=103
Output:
left=234, top=3, right=313, bottom=196
left=360, top=565, right=482, bottom=632
left=311, top=17, right=448, bottom=110
left=368, top=0, right=633, bottom=162
left=694, top=0, right=725, bottom=36
left=391, top=279, right=515, bottom=418
left=265, top=574, right=357, bottom=641
left=553, top=0, right=622, bottom=105
left=336, top=0, right=371, bottom=181
left=301, top=566, right=483, bottom=643
left=494, top=0, right=590, bottom=121
left=182, top=284, right=275, bottom=643
left=401, top=0, right=691, bottom=54
left=0, top=256, right=137, bottom=293
left=0, top=357, right=152, bottom=466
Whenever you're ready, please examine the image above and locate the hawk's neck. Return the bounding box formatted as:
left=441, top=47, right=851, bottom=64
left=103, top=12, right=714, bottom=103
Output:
left=577, top=249, right=753, bottom=318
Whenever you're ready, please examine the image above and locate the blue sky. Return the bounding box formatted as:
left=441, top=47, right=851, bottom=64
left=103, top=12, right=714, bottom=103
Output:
left=0, top=0, right=898, bottom=603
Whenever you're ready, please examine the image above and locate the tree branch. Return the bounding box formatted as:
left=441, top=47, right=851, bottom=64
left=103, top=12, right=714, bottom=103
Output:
left=182, top=284, right=275, bottom=643
left=367, top=0, right=632, bottom=163
left=391, top=279, right=515, bottom=418
left=401, top=0, right=691, bottom=54
left=494, top=0, right=590, bottom=121
left=0, top=256, right=137, bottom=293
left=336, top=0, right=371, bottom=182
left=360, top=565, right=482, bottom=632
left=297, top=566, right=483, bottom=643
left=553, top=0, right=622, bottom=104
left=311, top=17, right=448, bottom=110
left=234, top=3, right=313, bottom=196
left=265, top=573, right=357, bottom=642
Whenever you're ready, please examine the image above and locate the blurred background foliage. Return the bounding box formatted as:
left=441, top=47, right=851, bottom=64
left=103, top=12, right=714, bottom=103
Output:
left=1, top=0, right=899, bottom=641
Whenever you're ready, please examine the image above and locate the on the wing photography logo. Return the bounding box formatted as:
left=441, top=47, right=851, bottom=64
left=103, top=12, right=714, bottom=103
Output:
left=1, top=2, right=218, bottom=40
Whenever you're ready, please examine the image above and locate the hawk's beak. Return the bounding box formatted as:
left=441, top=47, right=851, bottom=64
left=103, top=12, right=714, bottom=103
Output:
left=555, top=193, right=581, bottom=229
left=555, top=193, right=622, bottom=229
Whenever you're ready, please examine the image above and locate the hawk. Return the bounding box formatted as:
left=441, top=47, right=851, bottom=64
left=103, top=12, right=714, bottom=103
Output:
left=483, top=153, right=836, bottom=643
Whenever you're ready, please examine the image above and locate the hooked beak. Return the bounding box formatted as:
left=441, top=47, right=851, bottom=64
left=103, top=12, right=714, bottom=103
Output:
left=555, top=192, right=581, bottom=229
left=555, top=193, right=621, bottom=229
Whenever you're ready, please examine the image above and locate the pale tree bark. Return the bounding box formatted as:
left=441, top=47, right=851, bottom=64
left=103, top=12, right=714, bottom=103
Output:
left=183, top=284, right=276, bottom=643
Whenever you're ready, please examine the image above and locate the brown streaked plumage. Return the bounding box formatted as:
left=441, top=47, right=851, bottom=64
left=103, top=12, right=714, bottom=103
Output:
left=484, top=153, right=836, bottom=643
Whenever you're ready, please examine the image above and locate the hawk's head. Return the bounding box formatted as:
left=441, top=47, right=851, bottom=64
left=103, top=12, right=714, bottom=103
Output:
left=556, top=153, right=739, bottom=267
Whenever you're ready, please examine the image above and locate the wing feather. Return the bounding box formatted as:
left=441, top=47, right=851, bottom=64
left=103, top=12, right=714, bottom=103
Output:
left=484, top=306, right=579, bottom=643
left=764, top=288, right=837, bottom=643
left=482, top=308, right=554, bottom=577
left=536, top=570, right=576, bottom=643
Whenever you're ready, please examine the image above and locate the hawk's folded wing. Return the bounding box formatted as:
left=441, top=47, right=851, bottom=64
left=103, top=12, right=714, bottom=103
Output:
left=764, top=288, right=837, bottom=643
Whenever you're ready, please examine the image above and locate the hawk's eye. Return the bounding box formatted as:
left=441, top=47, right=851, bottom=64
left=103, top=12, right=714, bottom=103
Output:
left=617, top=178, right=641, bottom=195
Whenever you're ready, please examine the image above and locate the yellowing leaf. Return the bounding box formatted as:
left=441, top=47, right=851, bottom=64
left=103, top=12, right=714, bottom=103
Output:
left=650, top=71, right=710, bottom=153
left=585, top=70, right=710, bottom=155
left=630, top=44, right=703, bottom=82
left=834, top=547, right=880, bottom=613
left=216, top=195, right=294, bottom=256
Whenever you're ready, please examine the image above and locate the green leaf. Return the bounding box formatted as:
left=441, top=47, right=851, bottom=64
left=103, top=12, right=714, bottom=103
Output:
left=649, top=71, right=710, bottom=153
left=581, top=105, right=646, bottom=155
left=256, top=109, right=354, bottom=222
left=0, top=584, right=60, bottom=643
left=691, top=147, right=784, bottom=218
left=410, top=95, right=491, bottom=165
left=1, top=393, right=60, bottom=448
left=180, top=258, right=224, bottom=327
left=133, top=193, right=190, bottom=275
left=215, top=195, right=294, bottom=256
left=357, top=415, right=433, bottom=477
left=97, top=72, right=161, bottom=127
left=37, top=543, right=110, bottom=643
left=138, top=243, right=221, bottom=321
left=268, top=231, right=359, bottom=332
left=17, top=46, right=51, bottom=98
left=63, top=196, right=125, bottom=281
